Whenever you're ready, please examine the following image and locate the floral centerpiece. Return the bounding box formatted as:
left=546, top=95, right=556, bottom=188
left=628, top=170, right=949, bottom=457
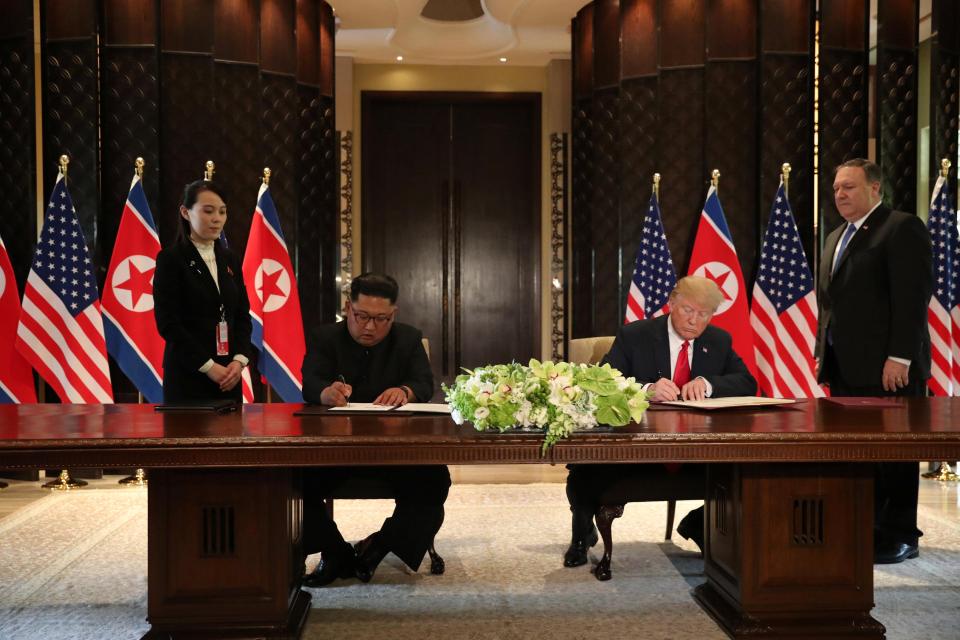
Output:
left=443, top=359, right=650, bottom=452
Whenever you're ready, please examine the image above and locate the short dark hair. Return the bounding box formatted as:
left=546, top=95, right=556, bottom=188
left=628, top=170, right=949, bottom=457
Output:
left=349, top=273, right=399, bottom=304
left=177, top=180, right=227, bottom=241
left=834, top=158, right=882, bottom=185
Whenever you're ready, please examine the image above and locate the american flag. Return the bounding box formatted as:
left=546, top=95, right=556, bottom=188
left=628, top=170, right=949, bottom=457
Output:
left=749, top=181, right=823, bottom=398
left=15, top=172, right=113, bottom=402
left=625, top=191, right=677, bottom=323
left=927, top=174, right=958, bottom=396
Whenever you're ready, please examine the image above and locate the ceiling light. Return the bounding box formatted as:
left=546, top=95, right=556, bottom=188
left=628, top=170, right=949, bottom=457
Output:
left=499, top=57, right=507, bottom=63
left=396, top=55, right=404, bottom=62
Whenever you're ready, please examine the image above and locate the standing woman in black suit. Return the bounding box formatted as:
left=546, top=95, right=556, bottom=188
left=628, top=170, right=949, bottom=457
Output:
left=153, top=180, right=252, bottom=403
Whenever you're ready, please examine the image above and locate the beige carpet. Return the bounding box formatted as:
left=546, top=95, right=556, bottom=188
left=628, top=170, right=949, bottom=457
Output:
left=0, top=485, right=958, bottom=639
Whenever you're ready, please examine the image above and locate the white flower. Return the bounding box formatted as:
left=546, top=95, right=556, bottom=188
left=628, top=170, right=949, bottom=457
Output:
left=451, top=408, right=464, bottom=424
left=474, top=406, right=490, bottom=420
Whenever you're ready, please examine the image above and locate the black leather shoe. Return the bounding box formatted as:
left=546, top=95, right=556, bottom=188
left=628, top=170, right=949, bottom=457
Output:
left=676, top=516, right=704, bottom=555
left=874, top=541, right=919, bottom=564
left=563, top=526, right=599, bottom=568
left=354, top=532, right=389, bottom=583
left=303, top=548, right=357, bottom=587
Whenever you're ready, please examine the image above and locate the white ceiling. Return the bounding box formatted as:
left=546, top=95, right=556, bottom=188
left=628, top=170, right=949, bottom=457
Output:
left=333, top=0, right=591, bottom=66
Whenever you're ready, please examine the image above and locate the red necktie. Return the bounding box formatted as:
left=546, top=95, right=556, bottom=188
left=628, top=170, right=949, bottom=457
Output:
left=673, top=340, right=691, bottom=387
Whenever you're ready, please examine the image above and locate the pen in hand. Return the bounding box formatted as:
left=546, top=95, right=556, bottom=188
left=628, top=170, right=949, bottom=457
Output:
left=337, top=374, right=351, bottom=406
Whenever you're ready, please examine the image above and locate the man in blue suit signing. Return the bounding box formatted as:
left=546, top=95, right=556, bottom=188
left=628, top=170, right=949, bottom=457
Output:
left=564, top=276, right=756, bottom=569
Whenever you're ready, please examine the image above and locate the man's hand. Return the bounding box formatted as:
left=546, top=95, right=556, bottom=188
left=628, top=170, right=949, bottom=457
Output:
left=650, top=378, right=681, bottom=402
left=680, top=377, right=708, bottom=401
left=882, top=358, right=909, bottom=393
left=373, top=387, right=409, bottom=406
left=320, top=381, right=352, bottom=406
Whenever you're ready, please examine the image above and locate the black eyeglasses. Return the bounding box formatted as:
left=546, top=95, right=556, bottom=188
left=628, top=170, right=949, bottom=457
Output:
left=350, top=309, right=394, bottom=327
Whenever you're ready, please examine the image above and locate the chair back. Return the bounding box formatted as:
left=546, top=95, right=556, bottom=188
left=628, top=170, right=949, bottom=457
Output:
left=567, top=336, right=615, bottom=365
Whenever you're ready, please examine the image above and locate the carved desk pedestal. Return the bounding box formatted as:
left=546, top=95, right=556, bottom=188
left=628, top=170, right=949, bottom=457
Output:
left=697, top=463, right=880, bottom=639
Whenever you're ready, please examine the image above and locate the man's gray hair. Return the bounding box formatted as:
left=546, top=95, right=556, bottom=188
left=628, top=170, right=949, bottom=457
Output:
left=669, top=276, right=724, bottom=312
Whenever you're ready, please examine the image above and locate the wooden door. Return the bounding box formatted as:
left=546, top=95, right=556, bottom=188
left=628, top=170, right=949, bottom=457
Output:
left=362, top=92, right=541, bottom=386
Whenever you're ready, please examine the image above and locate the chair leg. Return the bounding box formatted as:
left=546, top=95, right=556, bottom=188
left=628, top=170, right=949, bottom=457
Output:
left=665, top=499, right=676, bottom=540
left=427, top=542, right=445, bottom=575
left=593, top=504, right=624, bottom=581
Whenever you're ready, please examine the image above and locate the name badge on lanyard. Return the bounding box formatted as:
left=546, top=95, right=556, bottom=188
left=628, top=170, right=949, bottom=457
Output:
left=216, top=304, right=229, bottom=356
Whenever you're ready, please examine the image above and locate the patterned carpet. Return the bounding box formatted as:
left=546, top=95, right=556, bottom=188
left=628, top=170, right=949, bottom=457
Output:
left=0, top=484, right=958, bottom=639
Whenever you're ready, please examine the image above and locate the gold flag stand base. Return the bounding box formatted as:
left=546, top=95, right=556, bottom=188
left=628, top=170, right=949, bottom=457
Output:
left=42, top=470, right=88, bottom=491
left=119, top=468, right=148, bottom=487
left=922, top=462, right=959, bottom=482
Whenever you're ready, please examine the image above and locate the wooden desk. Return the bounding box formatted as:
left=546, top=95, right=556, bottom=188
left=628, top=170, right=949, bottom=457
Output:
left=1, top=399, right=959, bottom=639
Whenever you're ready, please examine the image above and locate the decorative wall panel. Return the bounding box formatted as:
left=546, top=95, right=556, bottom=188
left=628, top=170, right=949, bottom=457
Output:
left=929, top=0, right=959, bottom=184
left=876, top=0, right=918, bottom=213
left=43, top=41, right=100, bottom=260
left=0, top=9, right=36, bottom=290
left=296, top=83, right=325, bottom=330
left=571, top=99, right=594, bottom=338
left=318, top=96, right=339, bottom=323
left=618, top=77, right=657, bottom=311
left=261, top=72, right=299, bottom=256
left=590, top=87, right=621, bottom=335
left=658, top=67, right=704, bottom=276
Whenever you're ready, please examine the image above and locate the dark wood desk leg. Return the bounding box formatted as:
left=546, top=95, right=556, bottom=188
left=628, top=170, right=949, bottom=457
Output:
left=143, top=468, right=311, bottom=639
left=694, top=463, right=885, bottom=639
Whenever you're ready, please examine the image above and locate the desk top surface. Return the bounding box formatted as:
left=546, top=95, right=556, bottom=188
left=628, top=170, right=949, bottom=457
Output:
left=1, top=399, right=959, bottom=467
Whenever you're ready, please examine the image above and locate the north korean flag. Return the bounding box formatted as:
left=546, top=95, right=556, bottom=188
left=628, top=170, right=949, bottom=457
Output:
left=101, top=172, right=165, bottom=402
left=0, top=234, right=36, bottom=402
left=242, top=182, right=305, bottom=402
left=687, top=185, right=758, bottom=380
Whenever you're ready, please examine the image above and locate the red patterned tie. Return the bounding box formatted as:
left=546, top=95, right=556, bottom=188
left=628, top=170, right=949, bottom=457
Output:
left=673, top=340, right=691, bottom=387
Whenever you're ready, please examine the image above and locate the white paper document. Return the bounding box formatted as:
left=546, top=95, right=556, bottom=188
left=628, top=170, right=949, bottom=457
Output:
left=328, top=403, right=397, bottom=412
left=403, top=403, right=452, bottom=414
left=660, top=396, right=797, bottom=410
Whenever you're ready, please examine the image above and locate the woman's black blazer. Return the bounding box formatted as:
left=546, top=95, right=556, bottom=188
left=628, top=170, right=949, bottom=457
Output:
left=153, top=239, right=252, bottom=402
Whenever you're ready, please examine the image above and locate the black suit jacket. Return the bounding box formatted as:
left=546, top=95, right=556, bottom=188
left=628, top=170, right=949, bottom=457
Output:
left=153, top=240, right=252, bottom=402
left=302, top=321, right=433, bottom=404
left=601, top=315, right=756, bottom=397
left=816, top=205, right=932, bottom=387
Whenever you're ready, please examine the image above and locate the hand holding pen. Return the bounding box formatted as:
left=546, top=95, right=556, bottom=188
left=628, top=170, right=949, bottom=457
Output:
left=321, top=374, right=352, bottom=407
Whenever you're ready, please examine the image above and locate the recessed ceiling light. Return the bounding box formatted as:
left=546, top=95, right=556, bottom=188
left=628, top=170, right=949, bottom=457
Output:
left=396, top=55, right=404, bottom=62
left=499, top=57, right=507, bottom=63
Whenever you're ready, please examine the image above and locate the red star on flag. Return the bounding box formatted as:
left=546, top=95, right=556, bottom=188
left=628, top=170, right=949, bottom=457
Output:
left=115, top=262, right=155, bottom=308
left=701, top=265, right=733, bottom=300
left=258, top=266, right=285, bottom=307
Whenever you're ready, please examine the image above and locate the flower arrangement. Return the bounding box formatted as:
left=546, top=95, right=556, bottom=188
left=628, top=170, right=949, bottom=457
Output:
left=443, top=359, right=650, bottom=452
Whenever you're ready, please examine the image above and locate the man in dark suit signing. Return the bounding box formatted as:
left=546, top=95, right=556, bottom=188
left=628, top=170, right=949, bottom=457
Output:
left=301, top=273, right=450, bottom=586
left=817, top=158, right=933, bottom=564
left=564, top=276, right=757, bottom=568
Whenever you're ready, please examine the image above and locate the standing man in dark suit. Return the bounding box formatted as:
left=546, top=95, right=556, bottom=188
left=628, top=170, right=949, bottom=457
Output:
left=564, top=276, right=757, bottom=567
left=301, top=273, right=449, bottom=586
left=153, top=180, right=252, bottom=403
left=817, top=158, right=933, bottom=564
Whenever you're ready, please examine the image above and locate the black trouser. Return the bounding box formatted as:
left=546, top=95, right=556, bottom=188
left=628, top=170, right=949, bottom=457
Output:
left=302, top=465, right=450, bottom=571
left=823, top=346, right=923, bottom=546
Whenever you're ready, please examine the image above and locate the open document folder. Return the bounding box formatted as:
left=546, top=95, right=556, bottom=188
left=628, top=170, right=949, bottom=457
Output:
left=659, top=396, right=797, bottom=410
left=327, top=402, right=452, bottom=413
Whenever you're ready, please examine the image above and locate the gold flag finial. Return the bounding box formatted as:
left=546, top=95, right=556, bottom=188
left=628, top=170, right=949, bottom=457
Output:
left=263, top=167, right=271, bottom=185
left=653, top=173, right=661, bottom=200
left=204, top=160, right=215, bottom=181
left=711, top=169, right=720, bottom=189
left=941, top=158, right=952, bottom=178
left=135, top=157, right=145, bottom=178
left=59, top=154, right=69, bottom=176
left=782, top=162, right=791, bottom=197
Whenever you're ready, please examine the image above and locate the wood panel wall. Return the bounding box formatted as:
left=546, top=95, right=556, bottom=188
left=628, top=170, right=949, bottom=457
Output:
left=0, top=0, right=337, bottom=401
left=569, top=0, right=942, bottom=339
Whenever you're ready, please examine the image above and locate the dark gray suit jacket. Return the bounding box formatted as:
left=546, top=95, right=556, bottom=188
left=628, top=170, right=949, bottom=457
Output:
left=602, top=315, right=756, bottom=397
left=816, top=205, right=932, bottom=387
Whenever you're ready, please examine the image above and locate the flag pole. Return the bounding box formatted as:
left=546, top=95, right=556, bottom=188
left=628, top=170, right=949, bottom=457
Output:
left=653, top=172, right=660, bottom=200
left=41, top=154, right=87, bottom=491
left=924, top=157, right=959, bottom=482
left=262, top=166, right=274, bottom=404
left=782, top=163, right=791, bottom=198
left=204, top=160, right=215, bottom=181
left=121, top=160, right=149, bottom=486
left=711, top=169, right=720, bottom=190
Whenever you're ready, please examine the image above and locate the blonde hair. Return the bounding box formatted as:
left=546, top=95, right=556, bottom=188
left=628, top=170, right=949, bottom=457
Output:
left=669, top=276, right=724, bottom=312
